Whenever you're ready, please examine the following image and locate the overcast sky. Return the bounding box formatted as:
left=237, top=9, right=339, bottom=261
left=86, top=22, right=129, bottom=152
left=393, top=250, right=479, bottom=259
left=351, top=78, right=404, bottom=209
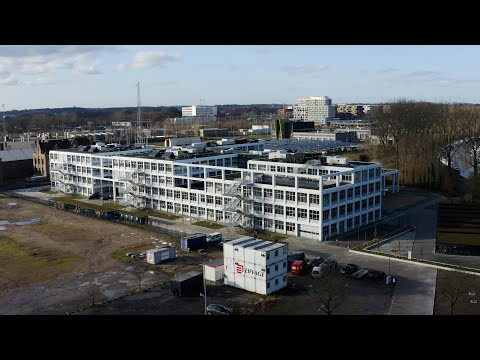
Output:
left=0, top=45, right=479, bottom=110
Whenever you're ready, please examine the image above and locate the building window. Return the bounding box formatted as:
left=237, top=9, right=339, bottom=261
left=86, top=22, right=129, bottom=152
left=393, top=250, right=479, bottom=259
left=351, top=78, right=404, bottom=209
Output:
left=275, top=205, right=284, bottom=215
left=323, top=210, right=330, bottom=221
left=215, top=197, right=222, bottom=205
left=286, top=191, right=295, bottom=202
left=286, top=222, right=295, bottom=232
left=347, top=203, right=353, bottom=214
left=264, top=189, right=272, bottom=198
left=264, top=218, right=273, bottom=228
left=339, top=205, right=345, bottom=217
left=275, top=220, right=284, bottom=230
left=310, top=210, right=319, bottom=221
left=298, top=208, right=307, bottom=219
left=310, top=194, right=320, bottom=204
left=286, top=207, right=295, bottom=217
left=275, top=190, right=284, bottom=200
left=207, top=195, right=214, bottom=204
left=331, top=192, right=338, bottom=203
left=190, top=193, right=197, bottom=201
left=264, top=204, right=273, bottom=213
left=339, top=190, right=345, bottom=201
left=298, top=193, right=307, bottom=203
left=275, top=278, right=279, bottom=285
left=331, top=207, right=338, bottom=219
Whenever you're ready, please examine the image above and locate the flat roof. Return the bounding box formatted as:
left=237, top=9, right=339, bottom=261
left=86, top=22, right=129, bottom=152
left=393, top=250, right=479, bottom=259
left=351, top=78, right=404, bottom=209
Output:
left=205, top=258, right=224, bottom=267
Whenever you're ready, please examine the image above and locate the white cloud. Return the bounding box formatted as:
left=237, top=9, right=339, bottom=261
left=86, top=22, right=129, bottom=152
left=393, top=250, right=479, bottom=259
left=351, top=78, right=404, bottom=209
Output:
left=247, top=45, right=279, bottom=53
left=130, top=51, right=180, bottom=70
left=116, top=63, right=127, bottom=72
left=23, top=77, right=55, bottom=86
left=282, top=65, right=329, bottom=76
left=0, top=72, right=18, bottom=86
left=72, top=60, right=102, bottom=75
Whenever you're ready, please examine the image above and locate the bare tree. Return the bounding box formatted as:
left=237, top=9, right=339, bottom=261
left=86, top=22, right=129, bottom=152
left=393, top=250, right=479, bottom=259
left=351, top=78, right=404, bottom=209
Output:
left=437, top=104, right=467, bottom=171
left=459, top=106, right=480, bottom=176
left=86, top=273, right=103, bottom=307
left=438, top=271, right=474, bottom=315
left=312, top=269, right=347, bottom=315
left=132, top=259, right=148, bottom=292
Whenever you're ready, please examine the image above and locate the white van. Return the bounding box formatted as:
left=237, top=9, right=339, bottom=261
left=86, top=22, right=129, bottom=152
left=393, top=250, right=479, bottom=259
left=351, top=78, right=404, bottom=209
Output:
left=207, top=232, right=223, bottom=243
left=311, top=259, right=337, bottom=278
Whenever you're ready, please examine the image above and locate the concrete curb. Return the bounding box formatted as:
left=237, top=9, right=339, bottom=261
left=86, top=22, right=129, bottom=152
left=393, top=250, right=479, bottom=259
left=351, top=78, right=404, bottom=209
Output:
left=349, top=249, right=480, bottom=276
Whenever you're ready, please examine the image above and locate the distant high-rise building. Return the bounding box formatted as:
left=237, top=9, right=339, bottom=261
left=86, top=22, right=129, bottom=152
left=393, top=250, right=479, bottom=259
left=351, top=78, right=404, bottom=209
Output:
left=182, top=105, right=217, bottom=118
left=277, top=106, right=294, bottom=119
left=335, top=104, right=364, bottom=120
left=293, top=96, right=335, bottom=126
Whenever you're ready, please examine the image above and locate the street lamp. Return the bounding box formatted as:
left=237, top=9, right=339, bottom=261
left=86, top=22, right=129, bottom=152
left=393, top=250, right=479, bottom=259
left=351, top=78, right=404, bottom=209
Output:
left=202, top=251, right=208, bottom=315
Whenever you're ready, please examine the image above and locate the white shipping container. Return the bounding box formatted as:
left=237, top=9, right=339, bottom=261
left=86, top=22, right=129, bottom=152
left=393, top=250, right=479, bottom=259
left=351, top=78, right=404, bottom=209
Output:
left=223, top=237, right=255, bottom=259
left=146, top=246, right=176, bottom=265
left=245, top=276, right=256, bottom=292
left=255, top=278, right=267, bottom=295
left=224, top=257, right=234, bottom=273
left=234, top=239, right=259, bottom=261
left=204, top=258, right=224, bottom=282
left=224, top=237, right=288, bottom=295
left=244, top=240, right=270, bottom=264
left=234, top=274, right=245, bottom=290
left=224, top=271, right=235, bottom=287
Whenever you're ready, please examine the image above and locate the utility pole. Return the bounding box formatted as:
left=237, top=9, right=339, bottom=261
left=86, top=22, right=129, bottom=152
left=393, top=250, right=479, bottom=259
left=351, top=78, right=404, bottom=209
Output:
left=2, top=104, right=5, bottom=139
left=136, top=81, right=143, bottom=145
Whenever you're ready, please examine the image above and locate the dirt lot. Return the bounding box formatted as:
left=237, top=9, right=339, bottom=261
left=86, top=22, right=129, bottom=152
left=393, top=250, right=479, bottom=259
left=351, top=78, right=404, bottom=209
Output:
left=0, top=194, right=207, bottom=315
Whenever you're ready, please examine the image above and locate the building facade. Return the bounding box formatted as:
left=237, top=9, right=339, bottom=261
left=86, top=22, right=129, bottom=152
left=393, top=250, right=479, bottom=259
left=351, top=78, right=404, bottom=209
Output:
left=291, top=131, right=357, bottom=142
left=335, top=105, right=364, bottom=120
left=33, top=139, right=71, bottom=178
left=182, top=105, right=217, bottom=117
left=50, top=144, right=399, bottom=241
left=293, top=96, right=336, bottom=126
left=277, top=107, right=294, bottom=119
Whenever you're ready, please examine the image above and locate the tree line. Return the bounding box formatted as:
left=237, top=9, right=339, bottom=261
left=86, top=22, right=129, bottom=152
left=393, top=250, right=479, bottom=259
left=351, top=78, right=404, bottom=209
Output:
left=371, top=100, right=480, bottom=198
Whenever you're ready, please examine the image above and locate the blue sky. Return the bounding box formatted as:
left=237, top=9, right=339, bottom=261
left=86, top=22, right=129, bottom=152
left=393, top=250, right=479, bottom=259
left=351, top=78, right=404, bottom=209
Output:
left=0, top=45, right=479, bottom=110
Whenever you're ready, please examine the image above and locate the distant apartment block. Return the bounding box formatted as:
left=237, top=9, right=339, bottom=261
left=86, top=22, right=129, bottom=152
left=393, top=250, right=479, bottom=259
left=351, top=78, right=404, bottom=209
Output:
left=182, top=105, right=217, bottom=118
left=293, top=96, right=336, bottom=126
left=292, top=131, right=357, bottom=142
left=335, top=105, right=364, bottom=120
left=199, top=128, right=230, bottom=138
left=277, top=106, right=294, bottom=119
left=33, top=139, right=71, bottom=178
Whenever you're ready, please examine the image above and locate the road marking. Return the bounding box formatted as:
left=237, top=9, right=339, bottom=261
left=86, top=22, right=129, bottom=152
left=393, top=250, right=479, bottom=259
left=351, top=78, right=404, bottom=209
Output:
left=387, top=285, right=397, bottom=315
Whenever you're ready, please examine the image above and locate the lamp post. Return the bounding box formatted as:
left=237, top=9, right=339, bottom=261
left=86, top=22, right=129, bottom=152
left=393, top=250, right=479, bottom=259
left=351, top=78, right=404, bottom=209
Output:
left=202, top=251, right=208, bottom=315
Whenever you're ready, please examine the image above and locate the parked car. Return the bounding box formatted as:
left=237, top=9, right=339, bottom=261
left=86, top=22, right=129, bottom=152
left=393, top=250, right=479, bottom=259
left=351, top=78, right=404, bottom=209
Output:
left=340, top=263, right=359, bottom=275
left=366, top=269, right=386, bottom=282
left=306, top=257, right=324, bottom=270
left=207, top=304, right=233, bottom=315
left=352, top=268, right=369, bottom=279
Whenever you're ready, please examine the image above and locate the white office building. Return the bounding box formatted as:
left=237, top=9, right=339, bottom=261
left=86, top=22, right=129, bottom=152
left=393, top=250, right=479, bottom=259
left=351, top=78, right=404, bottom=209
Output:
left=49, top=140, right=399, bottom=241
left=293, top=96, right=336, bottom=126
left=181, top=105, right=217, bottom=118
